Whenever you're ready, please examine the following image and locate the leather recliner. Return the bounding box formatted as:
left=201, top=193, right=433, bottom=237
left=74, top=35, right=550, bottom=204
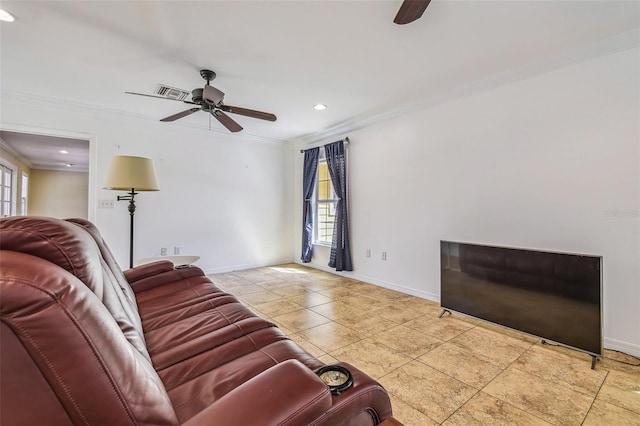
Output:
left=0, top=216, right=392, bottom=425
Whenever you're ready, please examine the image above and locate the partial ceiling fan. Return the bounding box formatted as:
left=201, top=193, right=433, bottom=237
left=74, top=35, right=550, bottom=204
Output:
left=126, top=69, right=276, bottom=133
left=394, top=0, right=431, bottom=25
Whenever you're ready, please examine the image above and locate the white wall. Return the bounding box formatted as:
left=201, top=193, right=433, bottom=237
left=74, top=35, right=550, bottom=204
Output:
left=29, top=169, right=89, bottom=219
left=0, top=100, right=294, bottom=273
left=294, top=47, right=640, bottom=356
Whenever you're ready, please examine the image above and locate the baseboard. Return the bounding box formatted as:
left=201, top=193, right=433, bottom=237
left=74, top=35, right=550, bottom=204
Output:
left=294, top=261, right=440, bottom=302
left=604, top=337, right=640, bottom=358
left=295, top=261, right=355, bottom=278
left=351, top=272, right=440, bottom=302
left=204, top=257, right=295, bottom=275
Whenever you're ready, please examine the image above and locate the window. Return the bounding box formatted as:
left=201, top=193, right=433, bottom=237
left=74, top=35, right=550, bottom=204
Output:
left=315, top=156, right=337, bottom=245
left=0, top=162, right=15, bottom=217
left=21, top=173, right=28, bottom=215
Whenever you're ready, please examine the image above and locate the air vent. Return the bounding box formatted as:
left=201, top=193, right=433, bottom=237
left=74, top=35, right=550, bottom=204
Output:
left=153, top=85, right=190, bottom=100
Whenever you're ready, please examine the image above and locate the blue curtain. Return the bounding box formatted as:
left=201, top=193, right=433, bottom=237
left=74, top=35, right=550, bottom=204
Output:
left=301, top=147, right=319, bottom=263
left=324, top=140, right=353, bottom=271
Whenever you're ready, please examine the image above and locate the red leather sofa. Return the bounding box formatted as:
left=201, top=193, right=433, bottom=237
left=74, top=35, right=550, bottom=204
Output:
left=0, top=216, right=392, bottom=425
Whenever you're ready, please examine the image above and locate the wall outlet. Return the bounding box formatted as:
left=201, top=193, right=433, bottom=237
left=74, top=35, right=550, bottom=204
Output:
left=174, top=246, right=180, bottom=255
left=366, top=249, right=371, bottom=258
left=160, top=247, right=167, bottom=256
left=382, top=251, right=387, bottom=261
left=98, top=199, right=114, bottom=209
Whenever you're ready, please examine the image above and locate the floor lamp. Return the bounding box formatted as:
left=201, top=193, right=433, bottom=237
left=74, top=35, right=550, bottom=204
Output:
left=104, top=155, right=160, bottom=269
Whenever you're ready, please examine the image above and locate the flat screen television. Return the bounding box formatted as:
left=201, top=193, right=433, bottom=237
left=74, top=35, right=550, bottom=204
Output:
left=440, top=241, right=602, bottom=357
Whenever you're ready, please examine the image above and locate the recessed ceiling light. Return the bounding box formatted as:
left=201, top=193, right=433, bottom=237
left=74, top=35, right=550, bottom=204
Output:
left=313, top=104, right=327, bottom=111
left=59, top=150, right=69, bottom=154
left=0, top=9, right=16, bottom=22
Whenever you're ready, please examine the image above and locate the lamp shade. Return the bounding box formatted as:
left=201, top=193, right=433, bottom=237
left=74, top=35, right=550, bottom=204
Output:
left=104, top=155, right=160, bottom=191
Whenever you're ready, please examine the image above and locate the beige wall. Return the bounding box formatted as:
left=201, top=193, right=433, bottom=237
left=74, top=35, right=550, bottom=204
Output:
left=0, top=144, right=32, bottom=216
left=29, top=169, right=88, bottom=219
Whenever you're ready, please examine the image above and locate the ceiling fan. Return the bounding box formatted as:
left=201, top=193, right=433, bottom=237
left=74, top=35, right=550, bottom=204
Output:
left=126, top=70, right=277, bottom=133
left=394, top=0, right=431, bottom=25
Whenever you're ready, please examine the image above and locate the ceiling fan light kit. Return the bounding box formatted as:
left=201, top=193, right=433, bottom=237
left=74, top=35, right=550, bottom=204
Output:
left=0, top=8, right=16, bottom=22
left=126, top=69, right=277, bottom=133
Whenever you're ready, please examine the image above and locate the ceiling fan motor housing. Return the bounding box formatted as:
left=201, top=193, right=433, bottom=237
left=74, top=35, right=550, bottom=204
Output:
left=191, top=88, right=204, bottom=104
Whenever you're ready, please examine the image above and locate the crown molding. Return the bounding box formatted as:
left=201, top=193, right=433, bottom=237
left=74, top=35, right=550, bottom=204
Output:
left=291, top=28, right=640, bottom=148
left=0, top=137, right=34, bottom=169
left=0, top=90, right=289, bottom=146
left=31, top=166, right=90, bottom=173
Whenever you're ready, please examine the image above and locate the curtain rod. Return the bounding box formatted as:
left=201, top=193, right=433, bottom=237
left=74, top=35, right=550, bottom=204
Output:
left=300, top=137, right=350, bottom=153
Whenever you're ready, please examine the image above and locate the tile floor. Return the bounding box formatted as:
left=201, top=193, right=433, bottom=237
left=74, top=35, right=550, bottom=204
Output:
left=210, top=264, right=640, bottom=426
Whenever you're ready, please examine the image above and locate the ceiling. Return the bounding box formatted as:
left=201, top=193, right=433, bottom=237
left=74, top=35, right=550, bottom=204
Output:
left=1, top=1, right=638, bottom=145
left=0, top=131, right=90, bottom=172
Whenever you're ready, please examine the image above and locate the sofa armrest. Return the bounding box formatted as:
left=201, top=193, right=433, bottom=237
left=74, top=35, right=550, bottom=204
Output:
left=313, top=361, right=392, bottom=425
left=125, top=262, right=208, bottom=293
left=182, top=360, right=332, bottom=426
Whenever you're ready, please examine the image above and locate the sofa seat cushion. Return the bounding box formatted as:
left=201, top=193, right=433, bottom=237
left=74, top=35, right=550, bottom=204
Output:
left=140, top=294, right=242, bottom=331
left=134, top=273, right=225, bottom=305
left=145, top=313, right=275, bottom=362
left=137, top=283, right=233, bottom=320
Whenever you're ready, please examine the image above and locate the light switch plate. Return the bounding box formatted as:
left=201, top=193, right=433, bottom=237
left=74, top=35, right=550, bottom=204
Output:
left=98, top=199, right=114, bottom=209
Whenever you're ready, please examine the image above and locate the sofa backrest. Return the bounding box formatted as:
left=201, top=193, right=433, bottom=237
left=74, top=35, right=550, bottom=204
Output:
left=0, top=250, right=179, bottom=425
left=0, top=216, right=104, bottom=294
left=65, top=218, right=149, bottom=354
left=0, top=216, right=149, bottom=361
left=65, top=218, right=137, bottom=306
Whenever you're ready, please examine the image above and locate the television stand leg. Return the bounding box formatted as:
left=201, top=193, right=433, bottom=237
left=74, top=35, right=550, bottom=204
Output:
left=542, top=340, right=598, bottom=370
left=439, top=309, right=451, bottom=318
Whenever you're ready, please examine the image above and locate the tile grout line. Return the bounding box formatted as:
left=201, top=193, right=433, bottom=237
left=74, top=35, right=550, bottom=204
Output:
left=582, top=369, right=610, bottom=422
left=478, top=341, right=557, bottom=425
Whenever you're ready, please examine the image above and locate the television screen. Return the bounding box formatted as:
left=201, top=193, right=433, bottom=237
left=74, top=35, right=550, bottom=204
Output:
left=440, top=241, right=602, bottom=356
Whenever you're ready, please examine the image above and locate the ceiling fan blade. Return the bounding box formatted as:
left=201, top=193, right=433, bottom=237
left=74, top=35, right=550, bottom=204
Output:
left=204, top=85, right=225, bottom=105
left=125, top=92, right=197, bottom=104
left=394, top=0, right=431, bottom=25
left=160, top=108, right=200, bottom=122
left=212, top=110, right=243, bottom=133
left=219, top=105, right=277, bottom=122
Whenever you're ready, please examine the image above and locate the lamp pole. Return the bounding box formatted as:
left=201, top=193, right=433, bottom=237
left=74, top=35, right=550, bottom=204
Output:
left=117, top=188, right=137, bottom=268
